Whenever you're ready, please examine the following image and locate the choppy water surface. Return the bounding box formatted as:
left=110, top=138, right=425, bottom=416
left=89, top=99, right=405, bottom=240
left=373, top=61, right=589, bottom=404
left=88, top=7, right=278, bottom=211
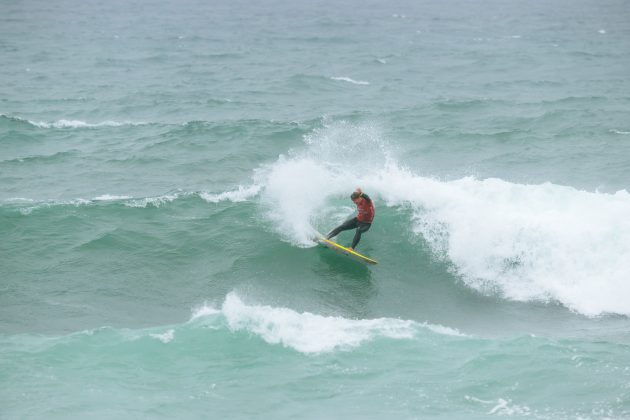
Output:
left=2, top=0, right=630, bottom=418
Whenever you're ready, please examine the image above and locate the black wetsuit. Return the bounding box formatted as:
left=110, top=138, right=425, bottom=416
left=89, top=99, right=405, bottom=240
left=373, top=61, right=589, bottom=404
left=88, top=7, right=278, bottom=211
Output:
left=326, top=194, right=373, bottom=249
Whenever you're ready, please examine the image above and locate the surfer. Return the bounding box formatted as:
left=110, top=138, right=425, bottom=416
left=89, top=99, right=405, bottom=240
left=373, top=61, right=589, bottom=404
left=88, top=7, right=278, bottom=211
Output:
left=326, top=187, right=375, bottom=250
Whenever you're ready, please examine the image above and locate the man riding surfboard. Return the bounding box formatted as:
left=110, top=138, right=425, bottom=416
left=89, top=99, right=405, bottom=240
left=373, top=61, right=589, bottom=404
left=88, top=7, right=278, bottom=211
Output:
left=326, top=187, right=375, bottom=250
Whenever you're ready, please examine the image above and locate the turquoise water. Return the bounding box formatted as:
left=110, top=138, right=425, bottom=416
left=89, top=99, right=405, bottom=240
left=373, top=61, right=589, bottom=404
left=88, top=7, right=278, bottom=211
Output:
left=2, top=0, right=630, bottom=418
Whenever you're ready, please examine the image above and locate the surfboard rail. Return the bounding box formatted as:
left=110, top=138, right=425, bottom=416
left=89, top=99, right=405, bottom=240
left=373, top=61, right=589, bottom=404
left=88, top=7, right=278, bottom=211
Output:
left=313, top=233, right=378, bottom=265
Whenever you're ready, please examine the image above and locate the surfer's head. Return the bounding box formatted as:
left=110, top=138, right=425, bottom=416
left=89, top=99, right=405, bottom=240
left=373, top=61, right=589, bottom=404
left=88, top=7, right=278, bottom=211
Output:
left=350, top=191, right=362, bottom=201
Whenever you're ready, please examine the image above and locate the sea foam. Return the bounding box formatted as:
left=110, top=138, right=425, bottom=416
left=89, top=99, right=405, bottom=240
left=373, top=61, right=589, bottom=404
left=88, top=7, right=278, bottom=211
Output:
left=191, top=293, right=463, bottom=354
left=370, top=168, right=630, bottom=316
left=256, top=120, right=630, bottom=316
left=257, top=120, right=393, bottom=246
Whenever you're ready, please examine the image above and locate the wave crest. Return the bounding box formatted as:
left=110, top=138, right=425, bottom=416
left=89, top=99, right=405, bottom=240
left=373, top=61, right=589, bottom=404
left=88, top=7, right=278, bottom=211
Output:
left=191, top=293, right=464, bottom=354
left=0, top=114, right=147, bottom=129
left=255, top=120, right=630, bottom=316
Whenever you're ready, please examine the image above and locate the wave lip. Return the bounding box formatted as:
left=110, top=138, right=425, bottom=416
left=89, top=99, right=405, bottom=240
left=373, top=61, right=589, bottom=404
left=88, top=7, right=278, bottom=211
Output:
left=191, top=293, right=464, bottom=354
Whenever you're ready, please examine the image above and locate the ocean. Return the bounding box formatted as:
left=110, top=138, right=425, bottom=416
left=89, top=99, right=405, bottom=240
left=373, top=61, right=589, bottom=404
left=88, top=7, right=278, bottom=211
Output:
left=2, top=0, right=630, bottom=418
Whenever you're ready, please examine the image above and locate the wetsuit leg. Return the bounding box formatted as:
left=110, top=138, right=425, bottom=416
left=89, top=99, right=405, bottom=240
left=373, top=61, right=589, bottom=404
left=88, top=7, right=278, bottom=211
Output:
left=351, top=222, right=371, bottom=249
left=327, top=218, right=358, bottom=239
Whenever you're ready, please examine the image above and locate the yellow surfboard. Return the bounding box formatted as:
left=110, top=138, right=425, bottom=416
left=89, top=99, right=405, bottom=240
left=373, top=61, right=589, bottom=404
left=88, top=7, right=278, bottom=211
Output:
left=313, top=232, right=378, bottom=265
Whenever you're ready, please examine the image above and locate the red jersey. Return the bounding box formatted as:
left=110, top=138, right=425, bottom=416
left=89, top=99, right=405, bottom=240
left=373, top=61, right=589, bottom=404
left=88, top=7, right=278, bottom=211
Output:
left=355, top=195, right=375, bottom=223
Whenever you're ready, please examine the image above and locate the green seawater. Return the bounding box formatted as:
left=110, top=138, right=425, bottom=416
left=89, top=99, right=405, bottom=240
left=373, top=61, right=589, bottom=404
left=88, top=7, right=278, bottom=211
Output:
left=2, top=0, right=630, bottom=418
